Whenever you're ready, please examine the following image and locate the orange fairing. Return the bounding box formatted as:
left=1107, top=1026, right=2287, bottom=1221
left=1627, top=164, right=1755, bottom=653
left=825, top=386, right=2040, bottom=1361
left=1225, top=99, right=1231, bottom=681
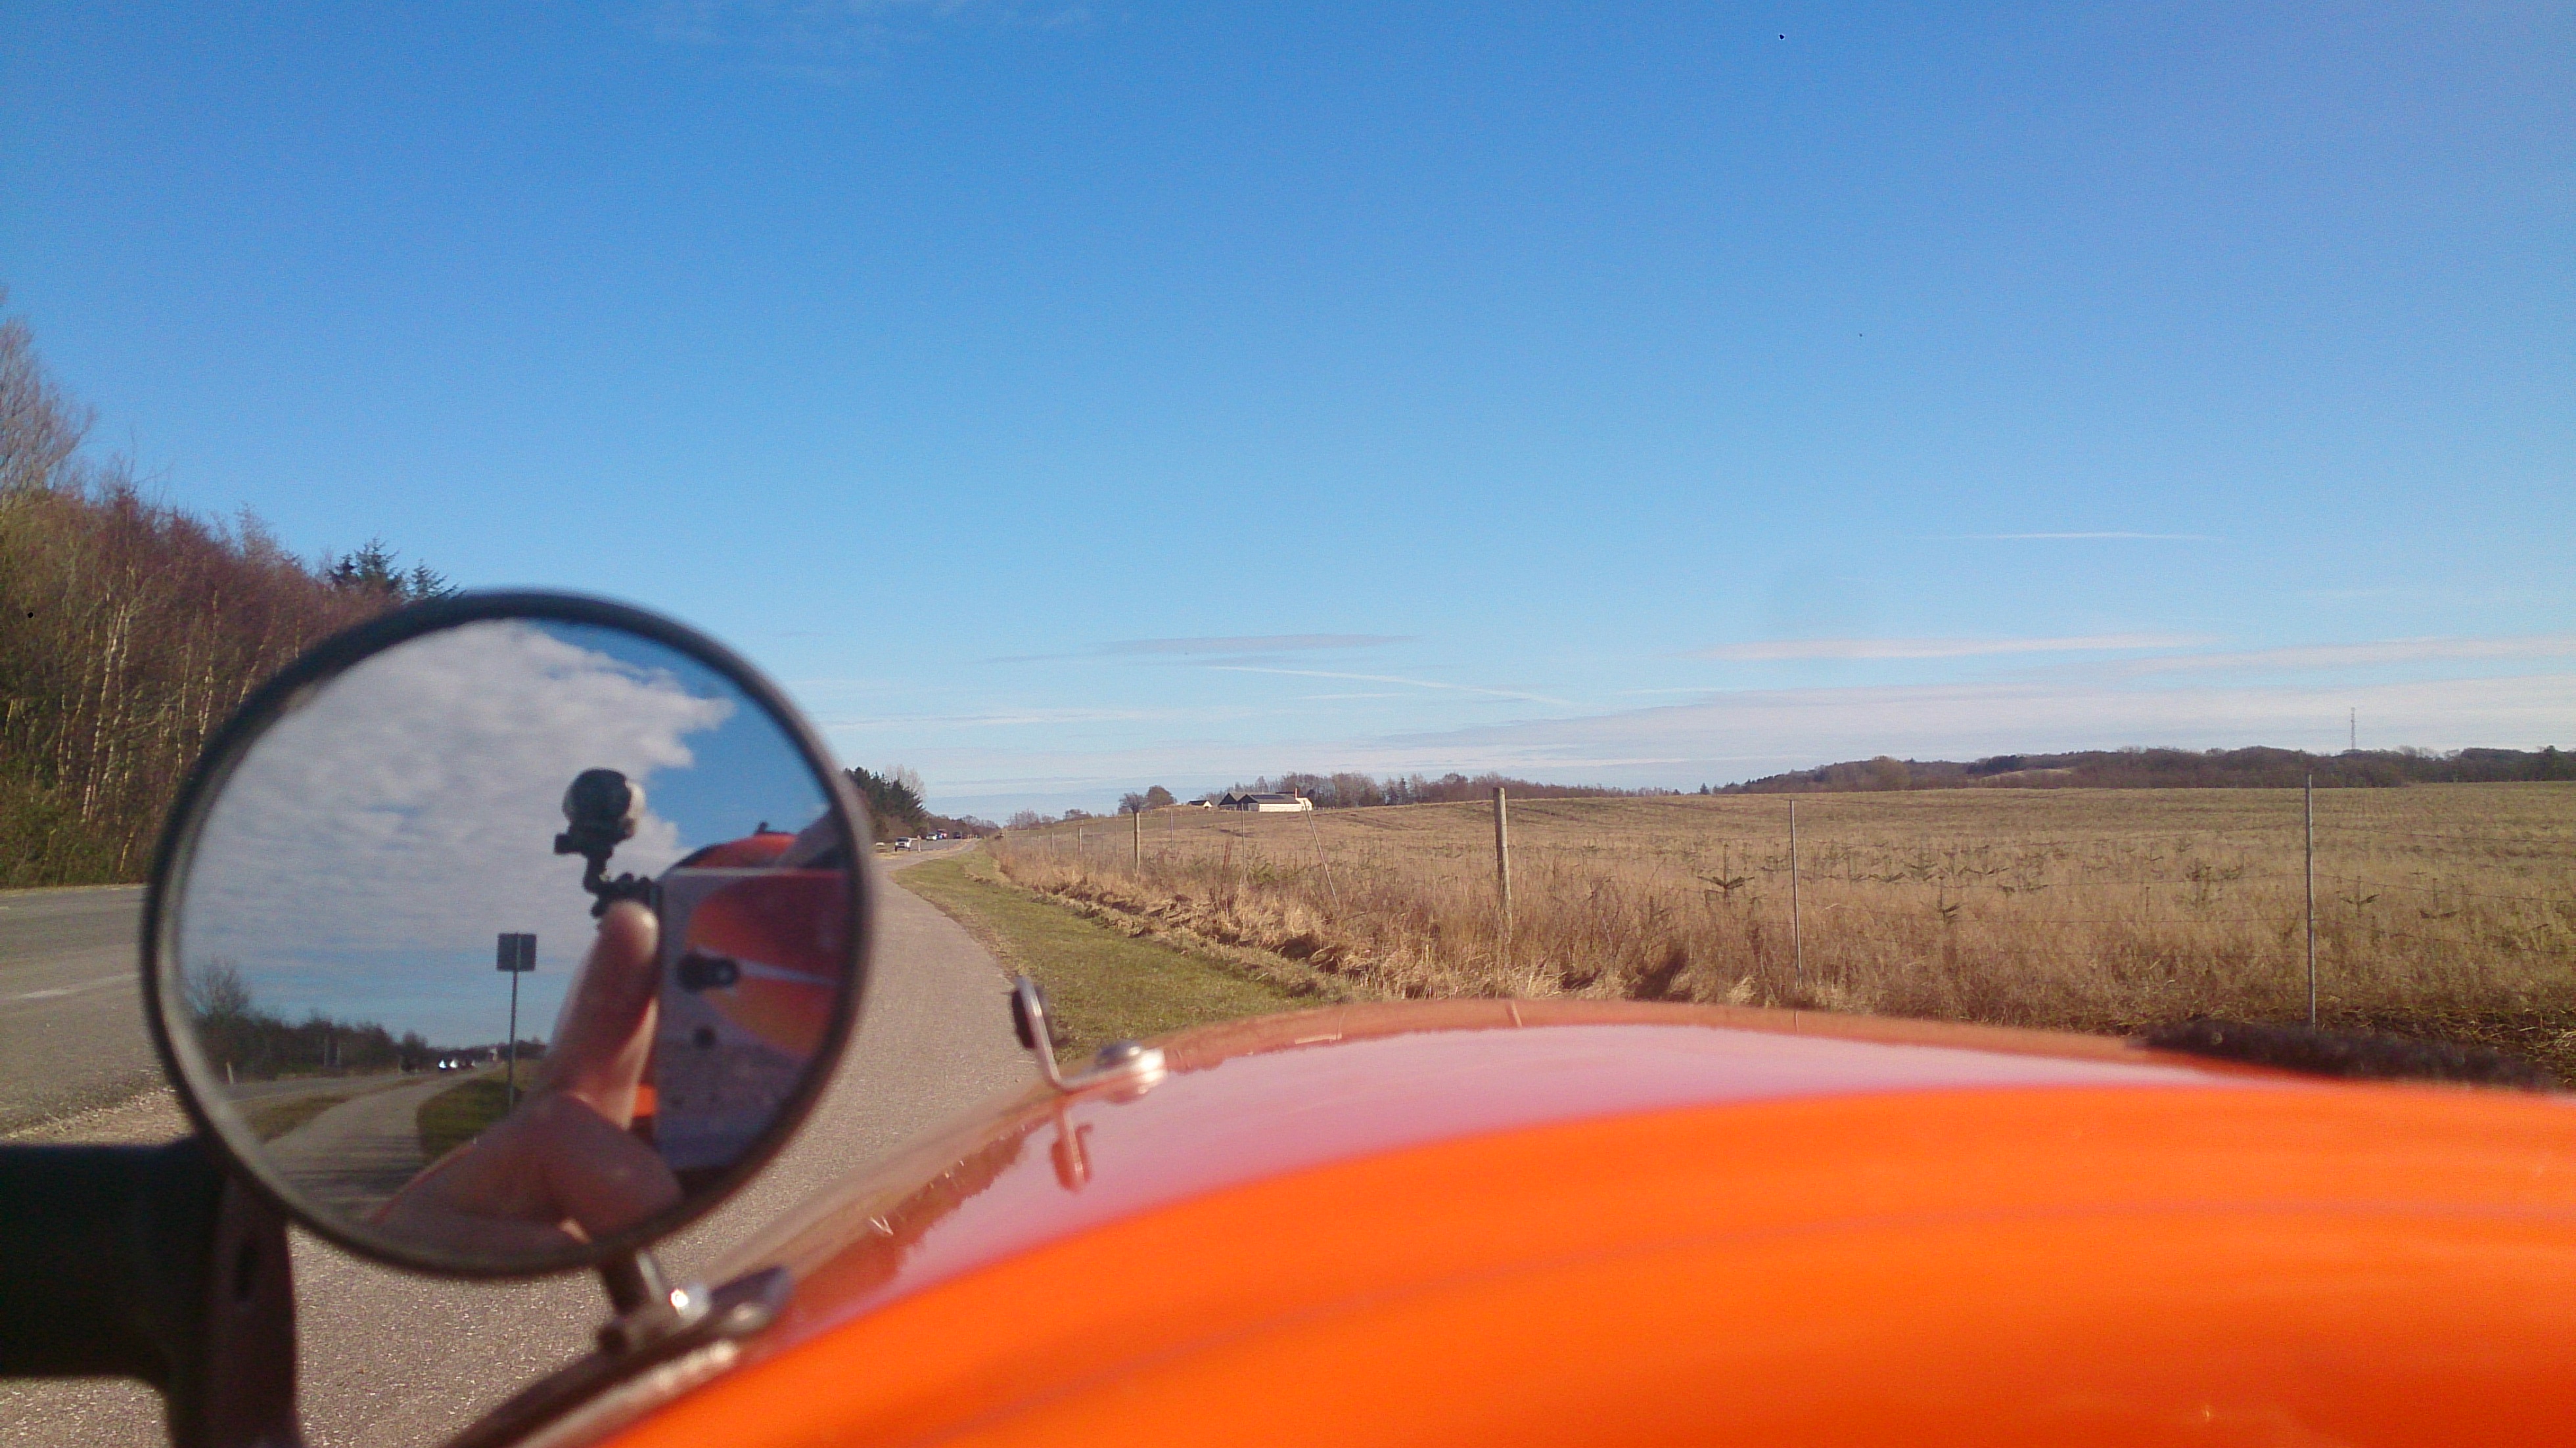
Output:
left=674, top=831, right=798, bottom=869
left=674, top=871, right=845, bottom=1056
left=589, top=1005, right=2576, bottom=1447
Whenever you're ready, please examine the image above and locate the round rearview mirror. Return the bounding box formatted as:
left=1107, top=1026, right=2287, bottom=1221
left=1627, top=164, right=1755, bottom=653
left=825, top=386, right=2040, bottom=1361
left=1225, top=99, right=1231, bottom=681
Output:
left=143, top=593, right=870, bottom=1277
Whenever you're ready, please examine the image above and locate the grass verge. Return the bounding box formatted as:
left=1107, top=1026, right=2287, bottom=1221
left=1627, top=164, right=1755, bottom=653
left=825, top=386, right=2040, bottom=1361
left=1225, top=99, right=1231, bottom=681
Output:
left=245, top=1092, right=352, bottom=1142
left=897, top=849, right=1315, bottom=1063
left=415, top=1075, right=512, bottom=1162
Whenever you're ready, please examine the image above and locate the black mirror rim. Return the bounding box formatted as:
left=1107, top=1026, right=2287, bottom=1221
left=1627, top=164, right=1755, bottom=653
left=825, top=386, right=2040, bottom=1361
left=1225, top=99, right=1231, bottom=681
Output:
left=141, top=589, right=875, bottom=1280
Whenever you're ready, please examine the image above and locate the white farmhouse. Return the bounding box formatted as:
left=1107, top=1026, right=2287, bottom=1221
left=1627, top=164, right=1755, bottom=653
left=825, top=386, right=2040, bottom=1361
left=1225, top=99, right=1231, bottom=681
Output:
left=1216, top=791, right=1314, bottom=813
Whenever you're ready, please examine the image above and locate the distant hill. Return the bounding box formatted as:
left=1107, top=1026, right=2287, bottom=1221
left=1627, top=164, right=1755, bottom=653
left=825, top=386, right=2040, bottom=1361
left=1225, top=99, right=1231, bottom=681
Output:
left=1709, top=746, right=2573, bottom=796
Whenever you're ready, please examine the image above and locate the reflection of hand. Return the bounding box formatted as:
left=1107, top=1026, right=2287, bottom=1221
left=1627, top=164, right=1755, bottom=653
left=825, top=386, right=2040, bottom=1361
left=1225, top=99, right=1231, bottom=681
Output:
left=375, top=902, right=679, bottom=1253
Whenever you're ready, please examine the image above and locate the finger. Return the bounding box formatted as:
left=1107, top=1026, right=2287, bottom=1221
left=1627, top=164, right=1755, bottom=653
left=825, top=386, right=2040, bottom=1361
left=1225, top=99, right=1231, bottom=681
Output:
left=376, top=1093, right=679, bottom=1247
left=532, top=1094, right=683, bottom=1234
left=537, top=899, right=660, bottom=1124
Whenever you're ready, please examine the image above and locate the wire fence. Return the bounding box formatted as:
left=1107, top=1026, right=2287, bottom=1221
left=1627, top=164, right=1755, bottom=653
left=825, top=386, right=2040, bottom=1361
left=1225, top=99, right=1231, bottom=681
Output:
left=998, top=782, right=2575, bottom=1052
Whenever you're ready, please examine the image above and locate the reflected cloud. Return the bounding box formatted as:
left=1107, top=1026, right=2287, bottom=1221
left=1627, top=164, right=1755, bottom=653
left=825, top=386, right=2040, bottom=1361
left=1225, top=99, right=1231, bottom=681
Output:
left=179, top=620, right=737, bottom=1045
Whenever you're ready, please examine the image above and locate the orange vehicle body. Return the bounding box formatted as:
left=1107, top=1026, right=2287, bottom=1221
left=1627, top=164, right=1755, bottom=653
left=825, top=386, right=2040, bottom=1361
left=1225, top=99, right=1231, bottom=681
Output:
left=539, top=1001, right=2576, bottom=1447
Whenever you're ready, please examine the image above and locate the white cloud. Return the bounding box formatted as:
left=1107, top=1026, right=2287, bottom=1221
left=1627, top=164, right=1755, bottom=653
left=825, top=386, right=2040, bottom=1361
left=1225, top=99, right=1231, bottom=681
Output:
left=1693, top=633, right=2209, bottom=662
left=177, top=621, right=737, bottom=1045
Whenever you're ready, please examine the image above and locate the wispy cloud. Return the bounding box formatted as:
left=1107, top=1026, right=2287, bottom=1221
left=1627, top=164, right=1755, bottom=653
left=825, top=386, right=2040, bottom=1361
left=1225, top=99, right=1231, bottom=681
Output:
left=1950, top=532, right=2221, bottom=542
left=1368, top=671, right=2576, bottom=781
left=869, top=667, right=2576, bottom=817
left=1692, top=633, right=2209, bottom=662
left=1107, top=634, right=1408, bottom=656
left=992, top=633, right=1410, bottom=664
left=1208, top=665, right=1576, bottom=708
left=820, top=704, right=1244, bottom=729
left=2092, top=634, right=2576, bottom=677
left=642, top=0, right=1091, bottom=80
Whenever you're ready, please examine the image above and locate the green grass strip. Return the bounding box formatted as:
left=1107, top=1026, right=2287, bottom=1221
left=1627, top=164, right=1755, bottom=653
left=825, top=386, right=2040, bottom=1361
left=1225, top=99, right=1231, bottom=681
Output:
left=415, top=1075, right=513, bottom=1162
left=898, top=850, right=1301, bottom=1064
left=244, top=1092, right=352, bottom=1142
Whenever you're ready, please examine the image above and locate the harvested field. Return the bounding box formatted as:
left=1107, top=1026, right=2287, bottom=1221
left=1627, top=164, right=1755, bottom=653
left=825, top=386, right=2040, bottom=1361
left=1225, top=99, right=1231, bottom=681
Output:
left=994, top=785, right=2576, bottom=1073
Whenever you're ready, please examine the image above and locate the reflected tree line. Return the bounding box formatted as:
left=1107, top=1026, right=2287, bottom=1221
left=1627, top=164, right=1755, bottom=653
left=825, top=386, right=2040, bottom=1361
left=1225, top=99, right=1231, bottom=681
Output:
left=181, top=959, right=536, bottom=1082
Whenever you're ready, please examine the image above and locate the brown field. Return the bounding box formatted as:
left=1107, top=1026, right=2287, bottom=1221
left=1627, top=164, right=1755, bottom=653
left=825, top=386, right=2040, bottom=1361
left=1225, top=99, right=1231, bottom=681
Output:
left=992, top=785, right=2576, bottom=1072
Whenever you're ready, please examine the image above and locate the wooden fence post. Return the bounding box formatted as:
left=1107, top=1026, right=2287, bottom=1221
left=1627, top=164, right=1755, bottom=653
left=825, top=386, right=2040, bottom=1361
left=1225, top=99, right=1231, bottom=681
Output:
left=1308, top=806, right=1343, bottom=910
left=1789, top=798, right=1804, bottom=989
left=2305, top=774, right=2317, bottom=1027
left=1494, top=786, right=1513, bottom=936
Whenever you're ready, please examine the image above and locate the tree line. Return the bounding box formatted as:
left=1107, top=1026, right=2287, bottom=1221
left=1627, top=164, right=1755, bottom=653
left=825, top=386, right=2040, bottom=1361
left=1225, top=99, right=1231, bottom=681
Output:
left=1709, top=745, right=2575, bottom=795
left=1, top=294, right=454, bottom=886
left=179, top=959, right=508, bottom=1080
left=1006, top=773, right=1675, bottom=825
left=1220, top=771, right=1675, bottom=809
left=845, top=765, right=998, bottom=839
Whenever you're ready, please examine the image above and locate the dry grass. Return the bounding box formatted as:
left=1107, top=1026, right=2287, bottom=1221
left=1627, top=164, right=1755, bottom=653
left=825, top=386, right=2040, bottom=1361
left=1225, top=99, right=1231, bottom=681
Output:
left=995, top=786, right=2576, bottom=1072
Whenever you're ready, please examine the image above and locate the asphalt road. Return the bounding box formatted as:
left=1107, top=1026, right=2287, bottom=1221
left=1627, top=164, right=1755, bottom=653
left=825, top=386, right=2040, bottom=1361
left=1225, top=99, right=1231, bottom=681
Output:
left=1, top=846, right=1037, bottom=1448
left=0, top=886, right=160, bottom=1133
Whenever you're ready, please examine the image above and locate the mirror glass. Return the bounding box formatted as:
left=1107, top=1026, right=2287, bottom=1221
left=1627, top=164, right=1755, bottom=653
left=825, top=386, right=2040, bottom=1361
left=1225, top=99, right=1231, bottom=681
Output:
left=158, top=614, right=860, bottom=1270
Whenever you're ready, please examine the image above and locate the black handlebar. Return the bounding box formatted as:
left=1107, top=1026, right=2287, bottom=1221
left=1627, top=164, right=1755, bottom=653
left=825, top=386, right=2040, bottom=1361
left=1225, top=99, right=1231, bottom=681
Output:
left=0, top=1137, right=299, bottom=1448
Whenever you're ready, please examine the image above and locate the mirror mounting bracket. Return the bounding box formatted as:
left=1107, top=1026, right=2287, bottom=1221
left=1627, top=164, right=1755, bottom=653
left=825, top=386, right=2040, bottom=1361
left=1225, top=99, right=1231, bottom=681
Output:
left=448, top=1262, right=793, bottom=1448
left=595, top=1251, right=708, bottom=1356
left=1009, top=977, right=1168, bottom=1097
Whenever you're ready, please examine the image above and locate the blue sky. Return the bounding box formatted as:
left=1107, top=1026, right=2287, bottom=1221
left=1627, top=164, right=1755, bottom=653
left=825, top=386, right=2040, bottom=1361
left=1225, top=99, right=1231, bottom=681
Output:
left=5, top=2, right=2568, bottom=817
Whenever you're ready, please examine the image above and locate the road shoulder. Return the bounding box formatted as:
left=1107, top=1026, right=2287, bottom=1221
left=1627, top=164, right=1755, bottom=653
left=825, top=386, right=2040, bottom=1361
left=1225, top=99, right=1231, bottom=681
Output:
left=894, top=846, right=1313, bottom=1062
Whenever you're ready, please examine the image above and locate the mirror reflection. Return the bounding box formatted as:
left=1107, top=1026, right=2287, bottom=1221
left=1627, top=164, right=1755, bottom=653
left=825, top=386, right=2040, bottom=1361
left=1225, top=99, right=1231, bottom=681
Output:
left=166, top=617, right=855, bottom=1260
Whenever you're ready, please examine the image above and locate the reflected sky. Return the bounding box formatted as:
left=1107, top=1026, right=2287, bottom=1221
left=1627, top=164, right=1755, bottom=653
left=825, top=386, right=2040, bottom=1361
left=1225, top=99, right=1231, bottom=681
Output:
left=176, top=620, right=830, bottom=1047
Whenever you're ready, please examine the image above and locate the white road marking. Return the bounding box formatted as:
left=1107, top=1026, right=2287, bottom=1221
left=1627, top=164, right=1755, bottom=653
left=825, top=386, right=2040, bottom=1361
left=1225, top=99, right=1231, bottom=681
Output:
left=3, top=976, right=133, bottom=1004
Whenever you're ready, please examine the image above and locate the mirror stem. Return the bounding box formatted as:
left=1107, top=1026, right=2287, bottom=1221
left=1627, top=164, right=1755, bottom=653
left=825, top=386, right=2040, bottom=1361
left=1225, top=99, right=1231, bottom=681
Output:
left=599, top=1250, right=672, bottom=1318
left=1009, top=978, right=1069, bottom=1091
left=595, top=1250, right=710, bottom=1357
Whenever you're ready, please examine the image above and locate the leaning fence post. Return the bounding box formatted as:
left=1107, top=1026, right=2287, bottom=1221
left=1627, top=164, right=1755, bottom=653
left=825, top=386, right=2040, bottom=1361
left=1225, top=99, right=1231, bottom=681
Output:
left=1789, top=798, right=1804, bottom=989
left=2305, top=773, right=2317, bottom=1027
left=1308, top=806, right=1343, bottom=911
left=1493, top=786, right=1513, bottom=936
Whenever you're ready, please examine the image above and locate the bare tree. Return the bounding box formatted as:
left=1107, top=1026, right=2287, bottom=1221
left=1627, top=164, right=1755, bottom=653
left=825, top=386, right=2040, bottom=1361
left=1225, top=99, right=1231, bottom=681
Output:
left=0, top=290, right=91, bottom=497
left=181, top=957, right=254, bottom=1023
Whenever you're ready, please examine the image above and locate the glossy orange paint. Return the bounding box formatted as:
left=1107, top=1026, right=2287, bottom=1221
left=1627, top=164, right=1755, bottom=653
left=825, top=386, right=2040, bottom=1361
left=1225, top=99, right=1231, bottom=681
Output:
left=572, top=1004, right=2576, bottom=1447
